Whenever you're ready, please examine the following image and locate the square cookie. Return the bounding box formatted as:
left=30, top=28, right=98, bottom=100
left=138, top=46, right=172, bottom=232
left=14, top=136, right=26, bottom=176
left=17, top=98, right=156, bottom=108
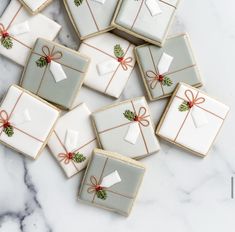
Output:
left=0, top=85, right=60, bottom=159
left=112, top=0, right=180, bottom=46
left=79, top=33, right=135, bottom=98
left=92, top=97, right=160, bottom=159
left=18, top=0, right=53, bottom=14
left=64, top=0, right=119, bottom=40
left=156, top=83, right=229, bottom=157
left=78, top=149, right=145, bottom=216
left=21, top=38, right=90, bottom=109
left=0, top=0, right=61, bottom=66
left=47, top=103, right=98, bottom=178
left=135, top=34, right=202, bottom=101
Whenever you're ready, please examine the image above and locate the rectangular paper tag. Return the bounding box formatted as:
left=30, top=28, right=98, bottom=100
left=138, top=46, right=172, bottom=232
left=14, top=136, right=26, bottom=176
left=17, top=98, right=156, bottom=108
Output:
left=50, top=61, right=67, bottom=83
left=65, top=129, right=79, bottom=151
left=158, top=52, right=174, bottom=75
left=97, top=59, right=118, bottom=76
left=124, top=122, right=140, bottom=145
left=145, top=0, right=162, bottom=16
left=191, top=107, right=208, bottom=128
left=9, top=21, right=30, bottom=36
left=101, top=170, right=121, bottom=188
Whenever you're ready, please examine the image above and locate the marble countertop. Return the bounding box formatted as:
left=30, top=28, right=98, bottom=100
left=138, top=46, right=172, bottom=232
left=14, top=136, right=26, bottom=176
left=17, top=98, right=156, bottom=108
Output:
left=0, top=0, right=235, bottom=231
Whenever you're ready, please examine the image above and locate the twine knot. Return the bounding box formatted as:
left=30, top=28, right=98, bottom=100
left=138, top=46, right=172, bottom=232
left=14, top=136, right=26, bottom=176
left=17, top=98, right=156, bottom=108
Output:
left=118, top=57, right=133, bottom=71
left=0, top=23, right=9, bottom=38
left=0, top=110, right=10, bottom=128
left=58, top=152, right=74, bottom=164
left=135, top=107, right=150, bottom=127
left=42, top=46, right=63, bottom=64
left=146, top=70, right=165, bottom=89
left=87, top=176, right=104, bottom=193
left=185, top=90, right=205, bottom=108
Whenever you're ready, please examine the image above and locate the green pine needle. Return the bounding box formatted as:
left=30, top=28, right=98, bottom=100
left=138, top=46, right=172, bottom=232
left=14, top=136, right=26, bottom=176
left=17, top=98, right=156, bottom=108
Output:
left=114, top=44, right=124, bottom=58
left=36, top=57, right=47, bottom=68
left=73, top=153, right=86, bottom=163
left=3, top=125, right=14, bottom=137
left=74, top=0, right=83, bottom=6
left=96, top=189, right=107, bottom=200
left=179, top=101, right=190, bottom=112
left=162, top=76, right=173, bottom=87
left=1, top=37, right=13, bottom=49
left=123, top=110, right=136, bottom=121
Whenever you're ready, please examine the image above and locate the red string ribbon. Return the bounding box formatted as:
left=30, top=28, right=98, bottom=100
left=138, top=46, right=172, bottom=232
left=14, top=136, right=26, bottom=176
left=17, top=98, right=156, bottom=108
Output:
left=184, top=90, right=205, bottom=108
left=87, top=176, right=103, bottom=193
left=134, top=107, right=150, bottom=127
left=118, top=57, right=133, bottom=71
left=146, top=70, right=166, bottom=89
left=42, top=46, right=63, bottom=64
left=0, top=23, right=9, bottom=38
left=58, top=152, right=75, bottom=165
left=0, top=110, right=11, bottom=129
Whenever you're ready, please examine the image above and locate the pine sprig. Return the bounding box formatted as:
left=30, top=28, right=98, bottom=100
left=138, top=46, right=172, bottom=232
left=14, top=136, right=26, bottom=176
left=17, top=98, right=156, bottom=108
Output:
left=96, top=189, right=107, bottom=200
left=3, top=125, right=14, bottom=137
left=179, top=101, right=190, bottom=112
left=123, top=110, right=136, bottom=121
left=73, top=153, right=86, bottom=163
left=74, top=0, right=83, bottom=6
left=114, top=44, right=124, bottom=58
left=162, top=76, right=173, bottom=87
left=1, top=37, right=13, bottom=49
left=36, top=57, right=47, bottom=68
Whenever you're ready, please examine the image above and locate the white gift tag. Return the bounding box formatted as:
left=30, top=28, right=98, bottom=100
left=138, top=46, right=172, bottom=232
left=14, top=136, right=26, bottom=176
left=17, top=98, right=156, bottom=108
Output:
left=65, top=129, right=79, bottom=151
left=124, top=122, right=140, bottom=145
left=11, top=109, right=31, bottom=125
left=100, top=170, right=121, bottom=188
left=158, top=52, right=174, bottom=75
left=97, top=59, right=117, bottom=76
left=145, top=0, right=162, bottom=16
left=50, top=61, right=67, bottom=83
left=191, top=107, right=208, bottom=128
left=92, top=0, right=106, bottom=4
left=9, top=21, right=30, bottom=36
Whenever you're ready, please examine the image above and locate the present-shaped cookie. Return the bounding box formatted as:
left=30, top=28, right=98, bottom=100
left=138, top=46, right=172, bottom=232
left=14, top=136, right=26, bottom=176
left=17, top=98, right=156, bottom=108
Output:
left=47, top=103, right=98, bottom=178
left=78, top=149, right=145, bottom=216
left=156, top=83, right=229, bottom=157
left=64, top=0, right=119, bottom=40
left=20, top=38, right=90, bottom=109
left=112, top=0, right=180, bottom=46
left=92, top=97, right=160, bottom=158
left=79, top=33, right=135, bottom=98
left=0, top=85, right=60, bottom=159
left=135, top=34, right=203, bottom=101
left=0, top=0, right=61, bottom=66
left=18, top=0, right=53, bottom=14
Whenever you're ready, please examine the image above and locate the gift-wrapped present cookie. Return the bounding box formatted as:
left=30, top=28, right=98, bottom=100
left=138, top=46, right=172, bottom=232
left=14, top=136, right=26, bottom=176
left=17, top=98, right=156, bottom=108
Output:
left=135, top=34, right=203, bottom=101
left=18, top=0, right=53, bottom=14
left=78, top=33, right=135, bottom=98
left=47, top=103, right=98, bottom=178
left=0, top=85, right=60, bottom=159
left=20, top=38, right=90, bottom=109
left=112, top=0, right=180, bottom=47
left=0, top=0, right=61, bottom=66
left=92, top=97, right=160, bottom=159
left=156, top=83, right=230, bottom=157
left=64, top=0, right=119, bottom=40
left=78, top=149, right=145, bottom=216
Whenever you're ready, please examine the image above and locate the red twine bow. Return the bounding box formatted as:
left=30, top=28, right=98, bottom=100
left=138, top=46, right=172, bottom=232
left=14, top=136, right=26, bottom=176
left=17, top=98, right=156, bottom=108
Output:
left=58, top=152, right=74, bottom=164
left=87, top=176, right=103, bottom=193
left=0, top=110, right=11, bottom=129
left=0, top=23, right=9, bottom=38
left=184, top=90, right=205, bottom=108
left=146, top=70, right=165, bottom=89
left=118, top=57, right=133, bottom=71
left=42, top=46, right=63, bottom=64
left=134, top=107, right=150, bottom=127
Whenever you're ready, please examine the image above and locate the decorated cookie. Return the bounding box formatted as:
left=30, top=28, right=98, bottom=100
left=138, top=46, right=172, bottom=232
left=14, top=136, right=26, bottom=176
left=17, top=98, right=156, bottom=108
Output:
left=91, top=97, right=160, bottom=159
left=0, top=85, right=60, bottom=159
left=112, top=0, right=180, bottom=46
left=47, top=103, right=98, bottom=178
left=21, top=38, right=90, bottom=109
left=64, top=0, right=119, bottom=39
left=135, top=34, right=203, bottom=101
left=0, top=0, right=61, bottom=66
left=156, top=83, right=229, bottom=157
left=78, top=149, right=145, bottom=216
left=78, top=33, right=135, bottom=98
left=18, top=0, right=53, bottom=14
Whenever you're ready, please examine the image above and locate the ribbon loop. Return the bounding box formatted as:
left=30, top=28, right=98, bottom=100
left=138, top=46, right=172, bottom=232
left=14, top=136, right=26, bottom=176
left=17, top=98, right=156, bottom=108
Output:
left=41, top=46, right=63, bottom=62
left=58, top=152, right=73, bottom=165
left=146, top=70, right=162, bottom=89
left=0, top=23, right=9, bottom=38
left=120, top=57, right=133, bottom=71
left=185, top=90, right=205, bottom=108
left=136, top=107, right=150, bottom=127
left=87, top=176, right=100, bottom=193
left=0, top=110, right=10, bottom=125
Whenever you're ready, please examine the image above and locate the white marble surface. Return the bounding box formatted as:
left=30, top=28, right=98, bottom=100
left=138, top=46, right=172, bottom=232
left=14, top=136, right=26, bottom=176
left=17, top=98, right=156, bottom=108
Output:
left=0, top=0, right=235, bottom=231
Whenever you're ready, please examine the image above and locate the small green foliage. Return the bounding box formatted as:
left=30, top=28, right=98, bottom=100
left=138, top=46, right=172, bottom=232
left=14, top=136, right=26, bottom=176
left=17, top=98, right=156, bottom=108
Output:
left=162, top=76, right=173, bottom=87
left=123, top=110, right=136, bottom=121
left=74, top=0, right=83, bottom=6
left=179, top=101, right=190, bottom=112
left=96, top=189, right=107, bottom=200
left=114, top=44, right=124, bottom=58
left=1, top=36, right=13, bottom=49
left=36, top=57, right=47, bottom=68
left=4, top=125, right=14, bottom=137
left=73, top=153, right=86, bottom=163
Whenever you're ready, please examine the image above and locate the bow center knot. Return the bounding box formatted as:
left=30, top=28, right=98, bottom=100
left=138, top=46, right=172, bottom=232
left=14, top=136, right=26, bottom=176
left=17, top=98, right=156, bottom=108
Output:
left=157, top=74, right=164, bottom=82
left=46, top=56, right=52, bottom=64
left=3, top=121, right=10, bottom=128
left=2, top=31, right=9, bottom=38
left=67, top=152, right=74, bottom=160
left=188, top=101, right=194, bottom=108
left=134, top=116, right=141, bottom=122
left=95, top=185, right=103, bottom=192
left=118, top=57, right=124, bottom=63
